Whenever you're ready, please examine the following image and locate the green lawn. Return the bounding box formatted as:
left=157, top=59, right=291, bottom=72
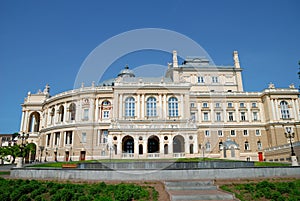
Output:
left=0, top=178, right=158, bottom=201
left=220, top=179, right=300, bottom=201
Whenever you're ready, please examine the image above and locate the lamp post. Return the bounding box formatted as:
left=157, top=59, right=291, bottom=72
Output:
left=39, top=146, right=44, bottom=162
left=16, top=132, right=29, bottom=168
left=285, top=127, right=299, bottom=166
left=44, top=148, right=48, bottom=162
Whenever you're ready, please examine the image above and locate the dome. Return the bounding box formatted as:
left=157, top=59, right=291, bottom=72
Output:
left=118, top=65, right=135, bottom=78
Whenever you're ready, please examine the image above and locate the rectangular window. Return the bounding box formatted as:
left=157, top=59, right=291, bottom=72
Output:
left=230, top=130, right=236, bottom=136
left=198, top=76, right=204, bottom=83
left=255, top=129, right=261, bottom=136
left=243, top=130, right=248, bottom=136
left=103, top=111, right=109, bottom=119
left=190, top=102, right=195, bottom=108
left=215, top=102, right=221, bottom=108
left=54, top=132, right=60, bottom=146
left=218, top=130, right=223, bottom=137
left=203, top=112, right=209, bottom=121
left=241, top=112, right=246, bottom=121
left=100, top=130, right=108, bottom=144
left=212, top=76, right=218, bottom=83
left=190, top=113, right=196, bottom=121
left=46, top=134, right=51, bottom=146
left=65, top=131, right=73, bottom=145
left=252, top=102, right=257, bottom=108
left=83, top=109, right=89, bottom=120
left=205, top=130, right=210, bottom=137
left=216, top=112, right=221, bottom=122
left=253, top=112, right=258, bottom=121
left=81, top=132, right=87, bottom=143
left=228, top=112, right=234, bottom=121
left=203, top=102, right=208, bottom=108
left=228, top=102, right=233, bottom=108
left=240, top=102, right=245, bottom=108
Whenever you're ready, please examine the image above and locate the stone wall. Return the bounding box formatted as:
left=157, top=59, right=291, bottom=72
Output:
left=11, top=166, right=300, bottom=181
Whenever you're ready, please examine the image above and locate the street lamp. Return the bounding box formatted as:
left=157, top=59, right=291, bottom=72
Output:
left=16, top=132, right=29, bottom=168
left=284, top=127, right=299, bottom=166
left=39, top=146, right=44, bottom=162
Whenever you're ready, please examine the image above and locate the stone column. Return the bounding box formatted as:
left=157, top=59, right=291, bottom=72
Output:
left=63, top=103, right=67, bottom=123
left=95, top=98, right=99, bottom=122
left=163, top=94, right=167, bottom=118
left=137, top=94, right=140, bottom=119
left=119, top=94, right=123, bottom=119
left=158, top=94, right=162, bottom=119
left=20, top=111, right=25, bottom=132
left=159, top=136, right=164, bottom=155
left=143, top=139, right=147, bottom=157
left=141, top=94, right=145, bottom=119
left=292, top=99, right=297, bottom=120
left=180, top=94, right=184, bottom=118
left=23, top=110, right=29, bottom=132
left=168, top=139, right=173, bottom=155
left=295, top=99, right=300, bottom=120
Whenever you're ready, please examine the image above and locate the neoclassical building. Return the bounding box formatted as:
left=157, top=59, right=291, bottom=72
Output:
left=19, top=51, right=300, bottom=163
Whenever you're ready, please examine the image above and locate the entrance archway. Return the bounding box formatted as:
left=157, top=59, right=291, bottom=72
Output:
left=122, top=136, right=134, bottom=153
left=147, top=135, right=159, bottom=153
left=173, top=135, right=184, bottom=153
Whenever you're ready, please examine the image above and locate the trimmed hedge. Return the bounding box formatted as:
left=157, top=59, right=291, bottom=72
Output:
left=0, top=178, right=158, bottom=201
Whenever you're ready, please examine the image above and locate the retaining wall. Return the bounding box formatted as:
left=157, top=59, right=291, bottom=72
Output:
left=10, top=167, right=300, bottom=181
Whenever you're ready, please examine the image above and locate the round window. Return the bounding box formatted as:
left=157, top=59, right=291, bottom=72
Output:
left=113, top=136, right=117, bottom=141
left=139, top=136, right=143, bottom=141
left=164, top=136, right=168, bottom=140
left=189, top=136, right=193, bottom=140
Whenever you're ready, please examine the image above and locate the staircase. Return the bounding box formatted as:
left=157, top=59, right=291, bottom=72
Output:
left=165, top=180, right=237, bottom=201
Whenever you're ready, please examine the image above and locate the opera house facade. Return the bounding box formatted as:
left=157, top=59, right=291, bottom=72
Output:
left=19, top=51, right=300, bottom=163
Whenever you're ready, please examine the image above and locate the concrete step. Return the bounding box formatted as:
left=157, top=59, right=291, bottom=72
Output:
left=166, top=185, right=217, bottom=191
left=169, top=190, right=234, bottom=201
left=165, top=180, right=236, bottom=201
left=165, top=180, right=214, bottom=187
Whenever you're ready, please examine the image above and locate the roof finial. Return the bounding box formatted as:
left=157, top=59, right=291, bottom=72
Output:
left=173, top=50, right=178, bottom=68
left=125, top=64, right=129, bottom=69
left=233, top=51, right=240, bottom=68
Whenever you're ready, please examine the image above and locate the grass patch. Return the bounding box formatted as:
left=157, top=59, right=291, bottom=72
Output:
left=254, top=161, right=289, bottom=167
left=0, top=178, right=158, bottom=201
left=220, top=179, right=300, bottom=201
left=0, top=171, right=10, bottom=175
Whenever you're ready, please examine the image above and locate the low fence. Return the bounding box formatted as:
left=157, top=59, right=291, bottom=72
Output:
left=77, top=161, right=255, bottom=170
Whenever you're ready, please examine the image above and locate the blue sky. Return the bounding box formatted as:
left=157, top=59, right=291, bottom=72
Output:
left=0, top=0, right=299, bottom=133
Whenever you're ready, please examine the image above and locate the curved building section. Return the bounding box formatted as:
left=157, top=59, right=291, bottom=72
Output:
left=19, top=51, right=300, bottom=163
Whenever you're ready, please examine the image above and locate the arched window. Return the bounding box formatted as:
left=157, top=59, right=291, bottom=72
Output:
left=244, top=141, right=250, bottom=150
left=59, top=105, right=64, bottom=122
left=147, top=97, right=157, bottom=117
left=257, top=140, right=262, bottom=150
left=69, top=103, right=76, bottom=121
left=219, top=141, right=223, bottom=150
left=168, top=97, right=178, bottom=117
left=280, top=101, right=290, bottom=119
left=205, top=142, right=211, bottom=152
left=101, top=100, right=111, bottom=119
left=29, top=112, right=40, bottom=132
left=125, top=97, right=135, bottom=117
left=50, top=108, right=55, bottom=124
